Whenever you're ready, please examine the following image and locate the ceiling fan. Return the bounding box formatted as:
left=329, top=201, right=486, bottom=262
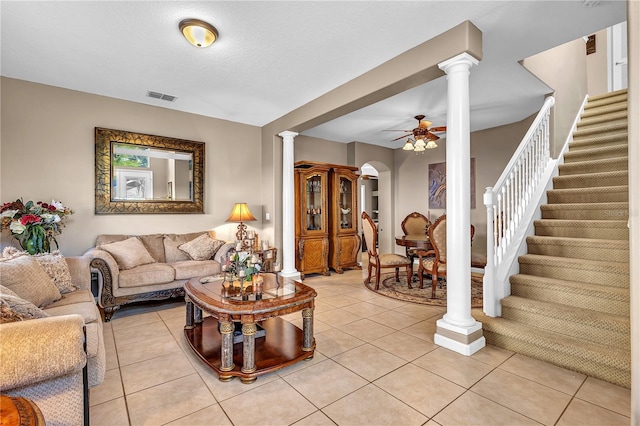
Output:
left=384, top=115, right=446, bottom=152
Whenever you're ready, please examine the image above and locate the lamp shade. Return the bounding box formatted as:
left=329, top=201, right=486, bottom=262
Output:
left=425, top=140, right=438, bottom=149
left=402, top=139, right=415, bottom=151
left=179, top=19, right=218, bottom=48
left=226, top=203, right=257, bottom=222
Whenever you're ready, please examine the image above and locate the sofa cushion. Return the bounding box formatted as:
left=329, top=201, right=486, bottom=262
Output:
left=0, top=255, right=62, bottom=308
left=163, top=236, right=191, bottom=263
left=0, top=293, right=50, bottom=323
left=100, top=237, right=156, bottom=270
left=0, top=284, right=20, bottom=297
left=171, top=260, right=221, bottom=280
left=44, top=291, right=100, bottom=325
left=179, top=234, right=225, bottom=261
left=118, top=263, right=176, bottom=288
left=139, top=234, right=166, bottom=263
left=33, top=251, right=77, bottom=294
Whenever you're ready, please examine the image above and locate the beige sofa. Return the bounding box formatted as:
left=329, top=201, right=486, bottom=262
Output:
left=0, top=254, right=106, bottom=426
left=86, top=231, right=233, bottom=321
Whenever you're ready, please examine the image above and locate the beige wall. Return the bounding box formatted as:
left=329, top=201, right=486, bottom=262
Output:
left=294, top=136, right=347, bottom=164
left=586, top=29, right=610, bottom=96
left=522, top=38, right=589, bottom=156
left=1, top=77, right=262, bottom=256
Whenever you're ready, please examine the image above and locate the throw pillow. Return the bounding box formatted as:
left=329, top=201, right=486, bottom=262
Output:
left=0, top=293, right=50, bottom=323
left=163, top=236, right=192, bottom=263
left=32, top=251, right=77, bottom=294
left=178, top=234, right=225, bottom=261
left=0, top=284, right=20, bottom=297
left=0, top=255, right=62, bottom=308
left=100, top=237, right=156, bottom=270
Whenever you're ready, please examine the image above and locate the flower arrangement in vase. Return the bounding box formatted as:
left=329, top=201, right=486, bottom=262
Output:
left=1, top=198, right=73, bottom=254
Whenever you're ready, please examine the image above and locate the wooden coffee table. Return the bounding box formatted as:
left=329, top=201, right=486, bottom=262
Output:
left=184, top=273, right=316, bottom=383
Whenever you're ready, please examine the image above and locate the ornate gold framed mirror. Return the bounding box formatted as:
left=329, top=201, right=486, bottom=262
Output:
left=95, top=127, right=205, bottom=214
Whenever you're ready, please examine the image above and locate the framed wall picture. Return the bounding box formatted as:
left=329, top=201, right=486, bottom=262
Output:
left=428, top=158, right=476, bottom=209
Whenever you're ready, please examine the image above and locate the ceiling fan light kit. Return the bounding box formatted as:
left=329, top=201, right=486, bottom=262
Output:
left=386, top=114, right=445, bottom=153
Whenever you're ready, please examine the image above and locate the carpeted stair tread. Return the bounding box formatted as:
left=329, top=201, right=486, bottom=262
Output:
left=580, top=101, right=627, bottom=118
left=576, top=114, right=627, bottom=132
left=563, top=144, right=627, bottom=163
left=501, top=296, right=629, bottom=337
left=518, top=254, right=629, bottom=286
left=540, top=202, right=629, bottom=220
left=510, top=273, right=629, bottom=315
left=546, top=185, right=628, bottom=204
left=572, top=121, right=627, bottom=138
left=569, top=131, right=627, bottom=150
left=474, top=311, right=630, bottom=388
left=474, top=311, right=630, bottom=372
left=558, top=157, right=628, bottom=175
left=584, top=91, right=627, bottom=109
left=534, top=219, right=629, bottom=239
left=526, top=235, right=629, bottom=262
left=552, top=170, right=628, bottom=189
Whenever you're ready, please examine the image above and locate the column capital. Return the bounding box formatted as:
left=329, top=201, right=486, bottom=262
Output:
left=278, top=130, right=299, bottom=139
left=438, top=52, right=480, bottom=73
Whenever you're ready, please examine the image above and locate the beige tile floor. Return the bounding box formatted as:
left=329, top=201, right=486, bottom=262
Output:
left=90, top=269, right=631, bottom=426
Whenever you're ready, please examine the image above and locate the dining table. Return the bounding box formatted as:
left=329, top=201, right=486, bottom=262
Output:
left=395, top=234, right=433, bottom=278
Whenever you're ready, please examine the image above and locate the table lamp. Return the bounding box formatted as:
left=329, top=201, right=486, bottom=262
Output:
left=226, top=203, right=257, bottom=241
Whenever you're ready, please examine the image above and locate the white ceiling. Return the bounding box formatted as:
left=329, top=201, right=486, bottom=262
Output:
left=0, top=1, right=626, bottom=149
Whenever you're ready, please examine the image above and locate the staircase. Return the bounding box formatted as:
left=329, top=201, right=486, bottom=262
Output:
left=475, top=89, right=630, bottom=388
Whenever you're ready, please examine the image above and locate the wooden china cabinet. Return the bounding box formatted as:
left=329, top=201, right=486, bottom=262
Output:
left=328, top=164, right=361, bottom=273
left=294, top=161, right=361, bottom=278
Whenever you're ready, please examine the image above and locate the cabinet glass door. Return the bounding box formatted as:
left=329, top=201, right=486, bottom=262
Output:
left=305, top=174, right=323, bottom=231
left=338, top=176, right=353, bottom=229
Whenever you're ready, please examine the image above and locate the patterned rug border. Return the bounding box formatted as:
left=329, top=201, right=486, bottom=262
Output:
left=363, top=273, right=484, bottom=307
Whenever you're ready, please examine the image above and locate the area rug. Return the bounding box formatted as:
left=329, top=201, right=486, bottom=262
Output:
left=364, top=272, right=484, bottom=308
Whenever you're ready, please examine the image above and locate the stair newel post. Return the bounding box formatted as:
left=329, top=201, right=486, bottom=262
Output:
left=484, top=187, right=499, bottom=317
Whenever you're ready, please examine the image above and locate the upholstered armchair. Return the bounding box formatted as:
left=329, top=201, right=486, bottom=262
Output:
left=361, top=211, right=412, bottom=289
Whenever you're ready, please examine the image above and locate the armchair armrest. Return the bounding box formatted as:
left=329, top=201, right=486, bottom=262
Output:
left=84, top=248, right=119, bottom=309
left=415, top=249, right=436, bottom=259
left=0, top=315, right=86, bottom=391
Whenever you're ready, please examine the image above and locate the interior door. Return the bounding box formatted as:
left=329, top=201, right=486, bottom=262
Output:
left=609, top=21, right=628, bottom=91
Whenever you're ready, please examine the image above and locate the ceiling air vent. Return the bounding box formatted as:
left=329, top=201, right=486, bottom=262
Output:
left=146, top=91, right=177, bottom=102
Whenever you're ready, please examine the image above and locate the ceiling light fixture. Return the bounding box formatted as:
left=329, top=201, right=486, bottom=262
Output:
left=179, top=19, right=218, bottom=48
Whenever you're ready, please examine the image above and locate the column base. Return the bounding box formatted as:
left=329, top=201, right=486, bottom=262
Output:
left=434, top=318, right=485, bottom=356
left=280, top=270, right=301, bottom=281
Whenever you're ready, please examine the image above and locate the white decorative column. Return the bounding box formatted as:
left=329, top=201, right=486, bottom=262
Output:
left=279, top=131, right=300, bottom=279
left=435, top=52, right=485, bottom=355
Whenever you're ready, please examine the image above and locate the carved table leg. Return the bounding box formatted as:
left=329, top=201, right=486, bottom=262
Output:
left=194, top=305, right=203, bottom=324
left=184, top=297, right=195, bottom=330
left=302, top=307, right=314, bottom=355
left=218, top=321, right=236, bottom=382
left=241, top=323, right=257, bottom=383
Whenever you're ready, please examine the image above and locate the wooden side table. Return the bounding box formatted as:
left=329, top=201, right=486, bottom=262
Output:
left=0, top=395, right=45, bottom=426
left=255, top=247, right=278, bottom=272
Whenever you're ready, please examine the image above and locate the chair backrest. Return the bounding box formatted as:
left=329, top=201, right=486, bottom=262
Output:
left=401, top=212, right=431, bottom=235
left=361, top=211, right=378, bottom=256
left=428, top=214, right=447, bottom=263
left=427, top=214, right=476, bottom=264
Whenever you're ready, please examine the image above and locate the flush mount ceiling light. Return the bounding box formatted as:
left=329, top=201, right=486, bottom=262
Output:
left=179, top=18, right=218, bottom=48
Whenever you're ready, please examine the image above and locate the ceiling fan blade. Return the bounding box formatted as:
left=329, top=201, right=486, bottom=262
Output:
left=382, top=129, right=414, bottom=132
left=391, top=133, right=412, bottom=142
left=427, top=132, right=440, bottom=141
left=430, top=126, right=446, bottom=132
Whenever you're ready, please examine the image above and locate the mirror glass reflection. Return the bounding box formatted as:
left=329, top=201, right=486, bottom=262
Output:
left=111, top=143, right=193, bottom=202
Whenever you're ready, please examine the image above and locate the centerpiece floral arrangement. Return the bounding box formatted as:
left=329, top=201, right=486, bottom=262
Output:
left=1, top=198, right=74, bottom=254
left=222, top=250, right=261, bottom=282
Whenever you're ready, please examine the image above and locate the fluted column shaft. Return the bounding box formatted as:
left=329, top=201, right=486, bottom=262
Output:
left=279, top=131, right=299, bottom=278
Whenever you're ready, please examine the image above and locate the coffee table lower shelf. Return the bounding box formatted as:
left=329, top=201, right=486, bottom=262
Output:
left=184, top=316, right=315, bottom=383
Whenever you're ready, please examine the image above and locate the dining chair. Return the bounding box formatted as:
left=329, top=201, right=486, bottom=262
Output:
left=400, top=211, right=432, bottom=271
left=417, top=214, right=476, bottom=298
left=361, top=211, right=412, bottom=290
left=401, top=211, right=431, bottom=236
